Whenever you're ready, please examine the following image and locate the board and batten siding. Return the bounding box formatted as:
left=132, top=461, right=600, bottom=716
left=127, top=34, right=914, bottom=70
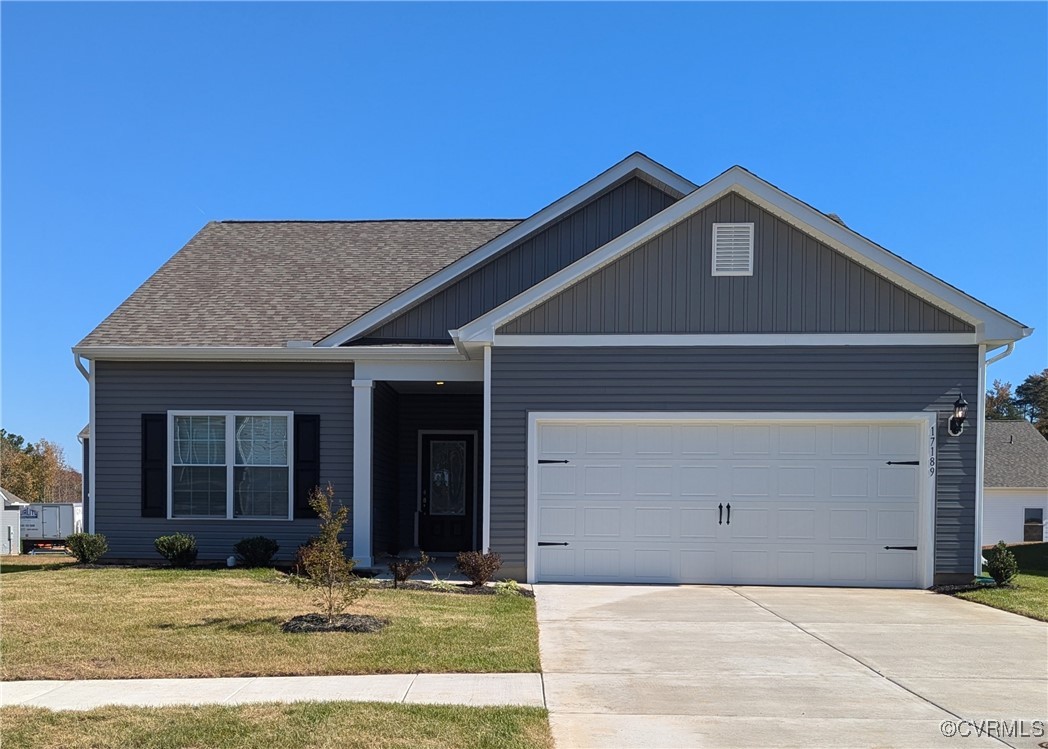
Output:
left=489, top=346, right=979, bottom=583
left=498, top=192, right=973, bottom=335
left=357, top=177, right=679, bottom=344
left=93, top=361, right=354, bottom=561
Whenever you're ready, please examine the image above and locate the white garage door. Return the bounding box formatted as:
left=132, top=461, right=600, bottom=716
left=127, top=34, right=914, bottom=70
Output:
left=532, top=417, right=929, bottom=588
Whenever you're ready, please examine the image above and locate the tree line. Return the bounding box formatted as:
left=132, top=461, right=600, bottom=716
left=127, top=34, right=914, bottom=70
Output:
left=985, top=368, right=1048, bottom=438
left=0, top=430, right=83, bottom=502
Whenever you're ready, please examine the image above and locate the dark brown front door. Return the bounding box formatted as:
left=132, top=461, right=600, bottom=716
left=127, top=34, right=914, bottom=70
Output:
left=419, top=433, right=475, bottom=552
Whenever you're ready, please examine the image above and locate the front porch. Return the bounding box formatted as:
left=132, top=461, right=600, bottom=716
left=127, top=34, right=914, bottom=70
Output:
left=351, top=370, right=485, bottom=568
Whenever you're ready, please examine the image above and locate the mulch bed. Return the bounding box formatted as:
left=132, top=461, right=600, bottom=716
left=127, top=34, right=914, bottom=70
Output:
left=932, top=582, right=1001, bottom=594
left=376, top=579, right=535, bottom=598
left=281, top=613, right=389, bottom=634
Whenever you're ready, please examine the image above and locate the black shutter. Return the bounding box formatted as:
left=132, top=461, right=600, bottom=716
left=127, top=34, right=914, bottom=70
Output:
left=141, top=414, right=167, bottom=517
left=294, top=414, right=320, bottom=518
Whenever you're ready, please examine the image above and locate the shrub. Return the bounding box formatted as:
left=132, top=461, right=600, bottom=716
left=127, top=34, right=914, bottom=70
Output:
left=66, top=533, right=108, bottom=564
left=455, top=550, right=502, bottom=587
left=234, top=536, right=280, bottom=568
left=388, top=551, right=431, bottom=588
left=292, top=484, right=367, bottom=622
left=494, top=579, right=523, bottom=597
left=154, top=533, right=198, bottom=568
left=985, top=541, right=1019, bottom=586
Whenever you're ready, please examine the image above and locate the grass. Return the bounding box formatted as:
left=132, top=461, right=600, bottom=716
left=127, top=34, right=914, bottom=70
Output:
left=0, top=702, right=553, bottom=749
left=0, top=557, right=539, bottom=680
left=955, top=570, right=1048, bottom=622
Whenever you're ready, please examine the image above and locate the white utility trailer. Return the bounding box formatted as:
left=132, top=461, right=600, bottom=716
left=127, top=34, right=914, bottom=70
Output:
left=19, top=503, right=83, bottom=552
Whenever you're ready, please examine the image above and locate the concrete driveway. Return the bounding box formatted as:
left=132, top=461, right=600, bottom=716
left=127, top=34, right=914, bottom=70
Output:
left=535, top=585, right=1048, bottom=749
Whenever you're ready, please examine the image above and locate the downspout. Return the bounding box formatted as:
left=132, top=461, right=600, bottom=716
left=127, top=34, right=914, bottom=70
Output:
left=973, top=342, right=1016, bottom=574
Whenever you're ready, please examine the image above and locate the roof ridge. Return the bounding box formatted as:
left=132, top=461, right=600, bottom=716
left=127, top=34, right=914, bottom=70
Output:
left=216, top=218, right=523, bottom=225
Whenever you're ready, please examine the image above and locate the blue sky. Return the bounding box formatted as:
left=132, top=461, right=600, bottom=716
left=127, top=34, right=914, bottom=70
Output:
left=2, top=2, right=1046, bottom=470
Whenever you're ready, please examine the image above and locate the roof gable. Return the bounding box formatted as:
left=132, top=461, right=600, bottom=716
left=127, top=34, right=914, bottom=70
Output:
left=354, top=175, right=680, bottom=344
left=455, top=167, right=1031, bottom=346
left=497, top=191, right=974, bottom=336
left=316, top=152, right=696, bottom=346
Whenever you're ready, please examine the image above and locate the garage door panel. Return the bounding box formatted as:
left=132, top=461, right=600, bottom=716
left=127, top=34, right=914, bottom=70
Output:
left=534, top=420, right=924, bottom=587
left=680, top=507, right=719, bottom=538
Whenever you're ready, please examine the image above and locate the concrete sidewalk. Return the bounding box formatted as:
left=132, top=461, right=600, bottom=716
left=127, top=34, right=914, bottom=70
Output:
left=1, top=673, right=546, bottom=711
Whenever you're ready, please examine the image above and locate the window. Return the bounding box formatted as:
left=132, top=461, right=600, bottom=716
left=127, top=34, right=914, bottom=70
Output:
left=169, top=412, right=292, bottom=520
left=712, top=222, right=755, bottom=276
left=1024, top=508, right=1043, bottom=524
left=1024, top=508, right=1044, bottom=543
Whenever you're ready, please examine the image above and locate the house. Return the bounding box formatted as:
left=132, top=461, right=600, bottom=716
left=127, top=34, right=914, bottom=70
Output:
left=72, top=153, right=1032, bottom=588
left=1, top=487, right=29, bottom=508
left=982, top=419, right=1048, bottom=545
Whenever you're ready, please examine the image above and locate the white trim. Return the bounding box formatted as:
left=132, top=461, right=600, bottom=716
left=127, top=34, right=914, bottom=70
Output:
left=711, top=222, right=754, bottom=277
left=72, top=345, right=466, bottom=363
left=315, top=153, right=697, bottom=347
left=166, top=411, right=294, bottom=521
left=415, top=430, right=480, bottom=551
left=353, top=359, right=483, bottom=382
left=88, top=362, right=96, bottom=534
left=491, top=333, right=978, bottom=348
left=352, top=379, right=374, bottom=567
left=454, top=167, right=1030, bottom=346
left=482, top=345, right=492, bottom=552
left=524, top=411, right=937, bottom=589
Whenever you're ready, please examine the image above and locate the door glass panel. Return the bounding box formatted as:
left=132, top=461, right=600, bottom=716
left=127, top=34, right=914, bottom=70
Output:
left=429, top=440, right=467, bottom=516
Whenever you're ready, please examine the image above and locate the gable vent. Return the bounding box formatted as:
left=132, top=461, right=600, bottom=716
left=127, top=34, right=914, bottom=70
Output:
left=712, top=223, right=754, bottom=276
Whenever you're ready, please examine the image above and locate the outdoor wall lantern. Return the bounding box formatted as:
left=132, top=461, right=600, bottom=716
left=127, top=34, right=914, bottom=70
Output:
left=947, top=393, right=968, bottom=436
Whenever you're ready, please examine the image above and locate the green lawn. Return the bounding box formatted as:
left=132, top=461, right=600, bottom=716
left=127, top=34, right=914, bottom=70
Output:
left=0, top=557, right=539, bottom=679
left=0, top=702, right=553, bottom=749
left=956, top=571, right=1048, bottom=622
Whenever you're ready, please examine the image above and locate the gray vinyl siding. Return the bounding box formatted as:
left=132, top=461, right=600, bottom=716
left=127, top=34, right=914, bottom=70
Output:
left=357, top=177, right=679, bottom=344
left=372, top=382, right=400, bottom=556
left=93, top=361, right=354, bottom=561
left=395, top=394, right=483, bottom=552
left=499, top=192, right=973, bottom=335
left=489, top=346, right=979, bottom=581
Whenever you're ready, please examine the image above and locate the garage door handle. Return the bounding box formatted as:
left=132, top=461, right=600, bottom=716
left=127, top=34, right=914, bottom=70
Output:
left=718, top=503, right=723, bottom=525
left=726, top=503, right=731, bottom=525
left=538, top=542, right=569, bottom=547
left=883, top=546, right=917, bottom=551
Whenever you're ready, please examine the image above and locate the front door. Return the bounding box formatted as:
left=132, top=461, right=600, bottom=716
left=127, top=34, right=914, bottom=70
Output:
left=419, top=433, right=475, bottom=553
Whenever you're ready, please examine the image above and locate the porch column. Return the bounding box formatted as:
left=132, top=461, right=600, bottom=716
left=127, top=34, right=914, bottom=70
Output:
left=352, top=378, right=374, bottom=567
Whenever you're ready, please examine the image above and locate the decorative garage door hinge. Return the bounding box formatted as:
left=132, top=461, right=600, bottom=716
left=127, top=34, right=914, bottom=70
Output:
left=538, top=459, right=571, bottom=464
left=883, top=546, right=918, bottom=551
left=538, top=542, right=570, bottom=546
left=885, top=460, right=920, bottom=465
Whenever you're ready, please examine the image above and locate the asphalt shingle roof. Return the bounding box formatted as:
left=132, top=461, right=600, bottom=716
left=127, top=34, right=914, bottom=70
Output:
left=984, top=420, right=1048, bottom=488
left=78, top=219, right=521, bottom=347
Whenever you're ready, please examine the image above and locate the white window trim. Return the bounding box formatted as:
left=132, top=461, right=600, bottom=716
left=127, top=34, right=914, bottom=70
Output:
left=167, top=410, right=295, bottom=521
left=711, top=222, right=754, bottom=277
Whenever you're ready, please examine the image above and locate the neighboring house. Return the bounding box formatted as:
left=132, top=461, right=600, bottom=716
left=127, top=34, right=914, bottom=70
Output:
left=73, top=153, right=1032, bottom=588
left=982, top=420, right=1048, bottom=546
left=1, top=487, right=28, bottom=509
